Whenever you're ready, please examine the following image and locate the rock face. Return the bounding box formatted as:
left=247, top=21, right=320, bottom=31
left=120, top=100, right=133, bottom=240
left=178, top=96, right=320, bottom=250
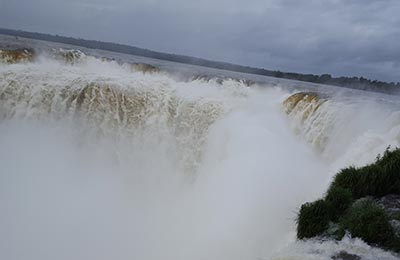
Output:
left=52, top=48, right=86, bottom=65
left=191, top=74, right=255, bottom=86
left=376, top=195, right=400, bottom=216
left=131, top=63, right=160, bottom=74
left=376, top=195, right=400, bottom=237
left=282, top=92, right=321, bottom=115
left=282, top=91, right=331, bottom=152
left=332, top=251, right=361, bottom=260
left=0, top=48, right=35, bottom=63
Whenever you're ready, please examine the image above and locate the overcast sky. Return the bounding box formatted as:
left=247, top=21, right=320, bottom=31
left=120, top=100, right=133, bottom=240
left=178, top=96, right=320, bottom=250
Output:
left=1, top=0, right=399, bottom=82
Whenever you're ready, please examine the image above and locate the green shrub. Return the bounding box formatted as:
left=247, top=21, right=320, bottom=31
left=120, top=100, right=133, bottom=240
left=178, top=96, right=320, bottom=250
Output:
left=296, top=147, right=400, bottom=250
left=328, top=148, right=400, bottom=199
left=329, top=167, right=364, bottom=198
left=376, top=146, right=400, bottom=168
left=297, top=199, right=330, bottom=239
left=375, top=148, right=400, bottom=195
left=325, top=186, right=353, bottom=221
left=340, top=199, right=394, bottom=246
left=356, top=164, right=384, bottom=197
left=387, top=239, right=400, bottom=253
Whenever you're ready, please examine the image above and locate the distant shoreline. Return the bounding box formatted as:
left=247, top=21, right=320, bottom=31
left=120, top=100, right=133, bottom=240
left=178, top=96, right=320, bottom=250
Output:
left=0, top=27, right=399, bottom=95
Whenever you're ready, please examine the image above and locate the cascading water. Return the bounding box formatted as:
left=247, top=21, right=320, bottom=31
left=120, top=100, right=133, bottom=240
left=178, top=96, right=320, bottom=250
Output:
left=1, top=47, right=400, bottom=260
left=283, top=92, right=400, bottom=169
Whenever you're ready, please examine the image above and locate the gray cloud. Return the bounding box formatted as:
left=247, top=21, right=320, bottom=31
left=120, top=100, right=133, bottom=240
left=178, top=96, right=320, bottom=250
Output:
left=1, top=0, right=399, bottom=81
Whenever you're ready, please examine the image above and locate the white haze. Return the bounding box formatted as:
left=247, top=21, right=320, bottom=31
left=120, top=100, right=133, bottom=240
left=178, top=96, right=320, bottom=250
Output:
left=0, top=56, right=399, bottom=260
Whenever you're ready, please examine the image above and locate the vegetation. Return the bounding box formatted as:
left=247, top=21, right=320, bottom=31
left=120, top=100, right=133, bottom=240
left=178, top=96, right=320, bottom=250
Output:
left=325, top=186, right=353, bottom=221
left=297, top=199, right=330, bottom=239
left=329, top=147, right=400, bottom=199
left=297, top=147, right=400, bottom=252
left=0, top=28, right=399, bottom=95
left=340, top=199, right=395, bottom=246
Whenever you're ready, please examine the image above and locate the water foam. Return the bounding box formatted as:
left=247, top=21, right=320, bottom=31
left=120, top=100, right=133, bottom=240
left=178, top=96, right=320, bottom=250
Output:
left=1, top=52, right=399, bottom=260
left=283, top=92, right=400, bottom=169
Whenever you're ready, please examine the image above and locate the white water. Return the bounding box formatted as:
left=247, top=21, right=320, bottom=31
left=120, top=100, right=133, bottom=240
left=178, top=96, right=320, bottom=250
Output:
left=0, top=53, right=399, bottom=260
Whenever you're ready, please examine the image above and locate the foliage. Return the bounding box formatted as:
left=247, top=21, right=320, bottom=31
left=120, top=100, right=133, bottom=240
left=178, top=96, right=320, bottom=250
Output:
left=325, top=186, right=353, bottom=221
left=329, top=148, right=400, bottom=199
left=296, top=147, right=400, bottom=252
left=297, top=199, right=330, bottom=239
left=339, top=199, right=395, bottom=248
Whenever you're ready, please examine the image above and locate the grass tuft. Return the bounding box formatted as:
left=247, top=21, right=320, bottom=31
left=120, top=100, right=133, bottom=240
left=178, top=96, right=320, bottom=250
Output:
left=325, top=186, right=353, bottom=221
left=297, top=199, right=330, bottom=239
left=340, top=199, right=394, bottom=247
left=296, top=147, right=400, bottom=252
left=328, top=148, right=400, bottom=199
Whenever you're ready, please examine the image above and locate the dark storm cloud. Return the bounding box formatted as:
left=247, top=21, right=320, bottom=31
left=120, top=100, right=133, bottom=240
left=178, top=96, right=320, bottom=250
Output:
left=1, top=0, right=399, bottom=81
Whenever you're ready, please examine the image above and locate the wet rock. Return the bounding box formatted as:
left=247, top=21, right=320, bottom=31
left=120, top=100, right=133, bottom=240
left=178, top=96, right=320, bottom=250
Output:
left=376, top=195, right=400, bottom=216
left=390, top=220, right=400, bottom=237
left=190, top=75, right=254, bottom=86
left=131, top=63, right=160, bottom=74
left=331, top=251, right=361, bottom=260
left=0, top=48, right=35, bottom=63
left=375, top=195, right=400, bottom=236
left=52, top=48, right=86, bottom=65
left=191, top=74, right=213, bottom=82
left=282, top=92, right=321, bottom=114
left=101, top=57, right=115, bottom=62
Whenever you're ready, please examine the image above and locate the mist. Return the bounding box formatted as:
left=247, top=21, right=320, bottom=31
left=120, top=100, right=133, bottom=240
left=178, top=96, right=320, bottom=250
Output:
left=0, top=99, right=327, bottom=260
left=0, top=56, right=332, bottom=260
left=1, top=51, right=400, bottom=260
